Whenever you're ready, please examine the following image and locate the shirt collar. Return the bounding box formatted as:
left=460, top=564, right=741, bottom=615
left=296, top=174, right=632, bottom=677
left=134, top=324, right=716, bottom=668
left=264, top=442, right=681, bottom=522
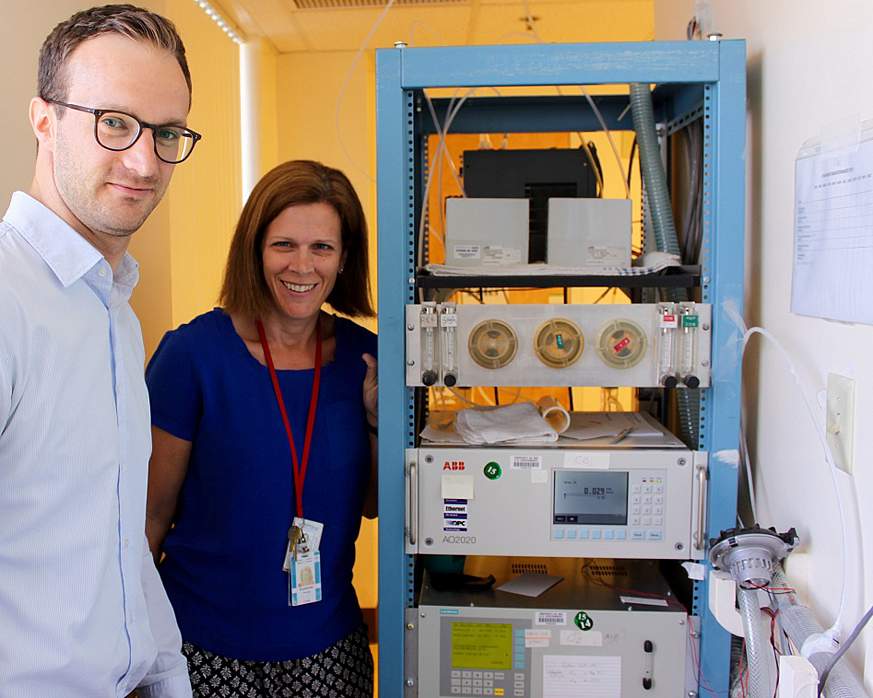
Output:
left=2, top=191, right=139, bottom=290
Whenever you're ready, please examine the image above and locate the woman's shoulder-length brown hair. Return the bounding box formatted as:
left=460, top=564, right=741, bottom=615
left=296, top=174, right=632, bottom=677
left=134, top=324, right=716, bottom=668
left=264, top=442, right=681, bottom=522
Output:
left=220, top=159, right=375, bottom=320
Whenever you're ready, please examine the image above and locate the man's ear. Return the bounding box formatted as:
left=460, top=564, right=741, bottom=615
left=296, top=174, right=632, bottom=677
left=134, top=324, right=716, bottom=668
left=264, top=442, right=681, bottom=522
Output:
left=29, top=97, right=56, bottom=153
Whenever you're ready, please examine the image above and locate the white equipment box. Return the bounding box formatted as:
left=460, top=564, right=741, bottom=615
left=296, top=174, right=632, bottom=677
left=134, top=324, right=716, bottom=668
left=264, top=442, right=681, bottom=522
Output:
left=405, top=446, right=708, bottom=560
left=445, top=198, right=530, bottom=267
left=406, top=302, right=711, bottom=388
left=547, top=197, right=632, bottom=269
left=410, top=559, right=691, bottom=698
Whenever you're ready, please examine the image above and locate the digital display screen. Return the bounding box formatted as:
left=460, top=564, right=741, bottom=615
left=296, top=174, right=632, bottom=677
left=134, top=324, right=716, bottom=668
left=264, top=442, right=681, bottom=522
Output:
left=451, top=622, right=513, bottom=670
left=553, top=471, right=628, bottom=525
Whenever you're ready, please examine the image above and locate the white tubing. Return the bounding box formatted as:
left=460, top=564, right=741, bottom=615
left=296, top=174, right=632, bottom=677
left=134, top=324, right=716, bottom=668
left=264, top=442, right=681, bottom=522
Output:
left=741, top=326, right=848, bottom=641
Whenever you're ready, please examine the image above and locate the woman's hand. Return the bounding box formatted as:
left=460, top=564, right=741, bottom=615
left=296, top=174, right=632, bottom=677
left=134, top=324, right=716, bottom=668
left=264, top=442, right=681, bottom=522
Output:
left=362, top=353, right=377, bottom=427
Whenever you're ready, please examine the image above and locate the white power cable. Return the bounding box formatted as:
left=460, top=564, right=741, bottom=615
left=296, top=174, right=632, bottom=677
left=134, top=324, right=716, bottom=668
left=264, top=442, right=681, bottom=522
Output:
left=508, top=10, right=623, bottom=199
left=579, top=86, right=631, bottom=198
left=417, top=89, right=475, bottom=268
left=734, top=321, right=849, bottom=642
left=739, top=412, right=758, bottom=523
left=335, top=0, right=397, bottom=183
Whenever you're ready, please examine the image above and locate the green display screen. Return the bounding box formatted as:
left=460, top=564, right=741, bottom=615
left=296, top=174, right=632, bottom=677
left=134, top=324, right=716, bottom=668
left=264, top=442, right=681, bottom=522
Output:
left=451, top=622, right=513, bottom=670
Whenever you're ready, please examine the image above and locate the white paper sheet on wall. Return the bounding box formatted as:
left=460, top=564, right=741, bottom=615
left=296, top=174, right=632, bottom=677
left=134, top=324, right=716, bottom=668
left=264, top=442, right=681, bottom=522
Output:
left=792, top=124, right=873, bottom=324
left=542, top=655, right=621, bottom=698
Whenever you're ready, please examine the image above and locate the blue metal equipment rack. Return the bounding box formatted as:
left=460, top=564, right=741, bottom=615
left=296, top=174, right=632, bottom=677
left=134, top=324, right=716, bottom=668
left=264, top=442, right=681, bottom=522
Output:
left=376, top=40, right=746, bottom=697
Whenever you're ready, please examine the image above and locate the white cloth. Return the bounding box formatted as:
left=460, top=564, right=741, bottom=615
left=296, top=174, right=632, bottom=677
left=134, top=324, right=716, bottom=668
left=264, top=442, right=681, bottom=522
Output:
left=0, top=192, right=190, bottom=697
left=454, top=402, right=558, bottom=444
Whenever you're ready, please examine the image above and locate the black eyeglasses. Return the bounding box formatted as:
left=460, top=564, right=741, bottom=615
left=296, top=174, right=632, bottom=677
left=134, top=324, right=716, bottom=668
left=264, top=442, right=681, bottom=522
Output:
left=47, top=100, right=202, bottom=164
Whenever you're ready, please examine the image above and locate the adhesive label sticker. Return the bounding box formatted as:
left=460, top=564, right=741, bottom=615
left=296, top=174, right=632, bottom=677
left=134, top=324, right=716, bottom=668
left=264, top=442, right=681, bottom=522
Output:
left=524, top=629, right=552, bottom=648
left=453, top=245, right=481, bottom=260
left=535, top=611, right=568, bottom=626
left=511, top=455, right=543, bottom=470
left=560, top=630, right=604, bottom=647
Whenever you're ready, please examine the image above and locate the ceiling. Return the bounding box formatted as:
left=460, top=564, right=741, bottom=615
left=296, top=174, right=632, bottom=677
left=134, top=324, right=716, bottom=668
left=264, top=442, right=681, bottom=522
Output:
left=214, top=0, right=655, bottom=53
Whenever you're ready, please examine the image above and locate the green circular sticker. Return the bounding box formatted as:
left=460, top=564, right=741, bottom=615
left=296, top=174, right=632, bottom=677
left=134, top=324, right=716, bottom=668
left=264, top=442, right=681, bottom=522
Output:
left=574, top=611, right=594, bottom=631
left=483, top=461, right=502, bottom=480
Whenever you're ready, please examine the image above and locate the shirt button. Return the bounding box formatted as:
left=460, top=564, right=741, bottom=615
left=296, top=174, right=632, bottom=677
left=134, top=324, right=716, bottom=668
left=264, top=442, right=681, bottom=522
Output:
left=98, top=268, right=107, bottom=278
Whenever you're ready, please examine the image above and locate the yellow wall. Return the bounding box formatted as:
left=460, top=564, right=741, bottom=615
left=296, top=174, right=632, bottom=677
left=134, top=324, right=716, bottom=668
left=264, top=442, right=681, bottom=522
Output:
left=275, top=49, right=378, bottom=334
left=129, top=1, right=242, bottom=356
left=254, top=38, right=281, bottom=180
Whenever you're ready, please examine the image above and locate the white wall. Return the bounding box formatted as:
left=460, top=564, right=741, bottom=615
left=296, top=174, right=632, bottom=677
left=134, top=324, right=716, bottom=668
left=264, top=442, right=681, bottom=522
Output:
left=657, top=1, right=873, bottom=687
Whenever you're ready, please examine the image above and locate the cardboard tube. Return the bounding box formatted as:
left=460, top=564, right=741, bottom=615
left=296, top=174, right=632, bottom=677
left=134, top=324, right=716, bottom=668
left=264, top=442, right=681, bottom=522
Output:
left=537, top=396, right=571, bottom=433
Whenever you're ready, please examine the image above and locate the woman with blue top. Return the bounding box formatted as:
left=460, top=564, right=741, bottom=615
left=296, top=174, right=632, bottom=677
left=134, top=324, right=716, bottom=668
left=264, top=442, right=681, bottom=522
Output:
left=145, top=160, right=378, bottom=697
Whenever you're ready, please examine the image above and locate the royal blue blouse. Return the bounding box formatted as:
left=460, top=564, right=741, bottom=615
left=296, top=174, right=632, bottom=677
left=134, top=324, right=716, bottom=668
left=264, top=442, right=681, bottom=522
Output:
left=146, top=309, right=376, bottom=661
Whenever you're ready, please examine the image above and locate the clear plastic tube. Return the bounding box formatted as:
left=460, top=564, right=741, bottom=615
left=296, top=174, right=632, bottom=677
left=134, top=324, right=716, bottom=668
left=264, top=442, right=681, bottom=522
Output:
left=737, top=587, right=776, bottom=698
left=420, top=304, right=438, bottom=386
left=678, top=305, right=698, bottom=377
left=439, top=305, right=458, bottom=387
left=658, top=304, right=677, bottom=386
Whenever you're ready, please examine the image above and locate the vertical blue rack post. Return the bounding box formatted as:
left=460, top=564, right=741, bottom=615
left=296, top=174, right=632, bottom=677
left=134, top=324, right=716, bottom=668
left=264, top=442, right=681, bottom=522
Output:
left=376, top=40, right=746, bottom=698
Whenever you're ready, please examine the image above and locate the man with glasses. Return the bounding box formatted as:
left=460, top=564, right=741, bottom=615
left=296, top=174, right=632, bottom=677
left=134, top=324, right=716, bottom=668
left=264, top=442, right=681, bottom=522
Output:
left=0, top=5, right=199, bottom=696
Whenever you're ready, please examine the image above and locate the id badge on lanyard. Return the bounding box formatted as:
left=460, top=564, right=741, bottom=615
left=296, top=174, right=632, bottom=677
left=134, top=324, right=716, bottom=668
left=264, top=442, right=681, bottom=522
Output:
left=258, top=319, right=326, bottom=607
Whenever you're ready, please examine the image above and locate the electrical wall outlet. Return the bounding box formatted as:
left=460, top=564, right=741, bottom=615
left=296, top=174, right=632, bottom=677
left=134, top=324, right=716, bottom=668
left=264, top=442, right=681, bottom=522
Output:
left=826, top=373, right=854, bottom=474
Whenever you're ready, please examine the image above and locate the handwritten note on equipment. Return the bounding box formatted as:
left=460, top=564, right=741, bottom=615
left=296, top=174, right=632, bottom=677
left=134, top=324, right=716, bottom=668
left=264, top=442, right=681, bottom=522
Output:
left=542, top=655, right=621, bottom=697
left=792, top=134, right=873, bottom=324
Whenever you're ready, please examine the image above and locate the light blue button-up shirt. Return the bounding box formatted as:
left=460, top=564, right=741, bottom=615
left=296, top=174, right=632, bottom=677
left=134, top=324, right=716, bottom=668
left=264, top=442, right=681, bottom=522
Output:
left=0, top=192, right=191, bottom=697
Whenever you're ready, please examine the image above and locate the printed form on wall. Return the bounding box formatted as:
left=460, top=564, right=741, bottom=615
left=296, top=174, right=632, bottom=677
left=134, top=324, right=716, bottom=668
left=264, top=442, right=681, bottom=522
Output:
left=792, top=120, right=873, bottom=324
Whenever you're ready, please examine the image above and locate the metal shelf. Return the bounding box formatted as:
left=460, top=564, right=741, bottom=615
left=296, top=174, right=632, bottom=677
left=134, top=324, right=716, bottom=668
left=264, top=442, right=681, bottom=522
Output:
left=415, top=265, right=700, bottom=290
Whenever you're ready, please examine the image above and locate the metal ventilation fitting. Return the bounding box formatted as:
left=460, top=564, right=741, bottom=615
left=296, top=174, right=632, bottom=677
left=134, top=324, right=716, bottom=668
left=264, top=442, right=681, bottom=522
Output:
left=709, top=525, right=798, bottom=588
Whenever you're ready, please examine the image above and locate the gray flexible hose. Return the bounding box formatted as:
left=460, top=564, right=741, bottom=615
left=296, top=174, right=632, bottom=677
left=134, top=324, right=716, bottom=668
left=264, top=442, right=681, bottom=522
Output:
left=629, top=83, right=680, bottom=257
left=737, top=587, right=776, bottom=698
left=629, top=82, right=697, bottom=447
left=818, top=603, right=873, bottom=694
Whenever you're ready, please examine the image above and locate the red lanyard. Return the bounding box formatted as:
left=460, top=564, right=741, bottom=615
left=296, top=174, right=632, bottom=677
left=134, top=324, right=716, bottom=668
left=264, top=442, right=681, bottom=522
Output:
left=257, top=319, right=322, bottom=520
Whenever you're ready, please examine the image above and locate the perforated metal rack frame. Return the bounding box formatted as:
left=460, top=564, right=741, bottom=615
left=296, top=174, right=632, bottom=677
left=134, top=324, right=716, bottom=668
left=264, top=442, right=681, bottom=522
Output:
left=376, top=40, right=746, bottom=697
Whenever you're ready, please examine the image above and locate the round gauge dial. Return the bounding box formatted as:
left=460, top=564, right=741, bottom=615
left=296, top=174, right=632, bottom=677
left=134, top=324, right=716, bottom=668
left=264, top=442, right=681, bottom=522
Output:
left=468, top=319, right=518, bottom=369
left=597, top=319, right=648, bottom=368
left=533, top=318, right=584, bottom=368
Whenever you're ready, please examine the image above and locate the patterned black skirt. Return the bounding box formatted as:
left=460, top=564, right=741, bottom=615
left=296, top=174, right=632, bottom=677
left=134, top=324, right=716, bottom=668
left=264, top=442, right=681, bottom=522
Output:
left=183, top=625, right=374, bottom=698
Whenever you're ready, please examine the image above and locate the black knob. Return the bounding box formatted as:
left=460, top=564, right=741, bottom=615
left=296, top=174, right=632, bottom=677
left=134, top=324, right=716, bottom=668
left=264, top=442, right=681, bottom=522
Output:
left=683, top=375, right=700, bottom=388
left=644, top=640, right=653, bottom=652
left=421, top=370, right=437, bottom=386
left=643, top=678, right=653, bottom=690
left=444, top=372, right=457, bottom=387
left=661, top=375, right=678, bottom=388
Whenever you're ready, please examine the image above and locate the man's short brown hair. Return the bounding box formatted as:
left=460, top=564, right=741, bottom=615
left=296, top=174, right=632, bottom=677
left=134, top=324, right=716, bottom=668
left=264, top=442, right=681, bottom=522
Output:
left=220, top=160, right=375, bottom=320
left=38, top=4, right=191, bottom=103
